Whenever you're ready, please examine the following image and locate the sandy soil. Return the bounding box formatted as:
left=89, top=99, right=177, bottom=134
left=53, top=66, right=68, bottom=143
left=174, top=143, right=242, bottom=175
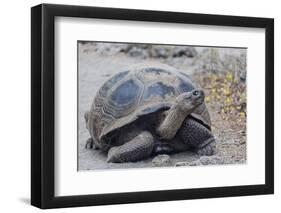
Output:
left=78, top=43, right=246, bottom=171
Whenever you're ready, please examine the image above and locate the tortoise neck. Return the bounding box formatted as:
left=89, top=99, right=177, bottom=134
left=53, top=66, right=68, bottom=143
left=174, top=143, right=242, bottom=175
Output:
left=157, top=105, right=190, bottom=140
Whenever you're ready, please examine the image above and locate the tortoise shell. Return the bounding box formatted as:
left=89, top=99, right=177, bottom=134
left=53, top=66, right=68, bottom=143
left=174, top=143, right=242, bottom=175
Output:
left=87, top=63, right=211, bottom=147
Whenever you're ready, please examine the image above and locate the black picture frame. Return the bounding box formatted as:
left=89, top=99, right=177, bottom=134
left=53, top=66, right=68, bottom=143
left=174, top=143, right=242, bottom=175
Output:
left=31, top=3, right=274, bottom=209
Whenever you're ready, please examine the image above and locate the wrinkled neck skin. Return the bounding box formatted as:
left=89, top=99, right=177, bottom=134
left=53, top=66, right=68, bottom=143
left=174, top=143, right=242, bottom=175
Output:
left=157, top=104, right=193, bottom=140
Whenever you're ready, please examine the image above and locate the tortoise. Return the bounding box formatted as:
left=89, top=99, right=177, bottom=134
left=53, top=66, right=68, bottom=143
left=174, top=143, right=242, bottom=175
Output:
left=85, top=63, right=216, bottom=163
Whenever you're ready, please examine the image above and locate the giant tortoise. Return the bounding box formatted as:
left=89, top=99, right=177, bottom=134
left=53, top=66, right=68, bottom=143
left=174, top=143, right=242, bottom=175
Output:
left=85, top=63, right=216, bottom=163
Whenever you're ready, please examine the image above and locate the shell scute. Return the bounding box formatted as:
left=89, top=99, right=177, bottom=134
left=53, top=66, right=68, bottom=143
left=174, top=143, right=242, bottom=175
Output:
left=110, top=79, right=140, bottom=106
left=143, top=82, right=176, bottom=101
left=99, top=70, right=129, bottom=97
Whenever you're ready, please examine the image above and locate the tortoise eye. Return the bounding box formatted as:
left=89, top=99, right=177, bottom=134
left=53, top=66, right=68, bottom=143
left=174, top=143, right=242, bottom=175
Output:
left=193, top=90, right=199, bottom=96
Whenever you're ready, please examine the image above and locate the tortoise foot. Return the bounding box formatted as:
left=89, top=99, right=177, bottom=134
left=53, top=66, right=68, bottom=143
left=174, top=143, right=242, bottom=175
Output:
left=196, top=141, right=216, bottom=156
left=85, top=138, right=98, bottom=150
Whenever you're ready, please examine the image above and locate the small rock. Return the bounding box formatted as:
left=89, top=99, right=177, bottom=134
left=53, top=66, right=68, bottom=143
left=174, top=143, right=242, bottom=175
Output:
left=175, top=160, right=201, bottom=167
left=172, top=47, right=197, bottom=58
left=240, top=72, right=246, bottom=81
left=128, top=46, right=149, bottom=58
left=239, top=140, right=246, bottom=145
left=239, top=130, right=246, bottom=136
left=239, top=159, right=246, bottom=164
left=232, top=155, right=243, bottom=162
left=152, top=154, right=172, bottom=167
left=150, top=46, right=170, bottom=58
left=200, top=155, right=224, bottom=165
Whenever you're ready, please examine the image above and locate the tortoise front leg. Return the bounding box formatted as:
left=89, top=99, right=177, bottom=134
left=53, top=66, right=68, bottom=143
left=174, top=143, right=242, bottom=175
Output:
left=179, top=118, right=216, bottom=156
left=107, top=131, right=154, bottom=163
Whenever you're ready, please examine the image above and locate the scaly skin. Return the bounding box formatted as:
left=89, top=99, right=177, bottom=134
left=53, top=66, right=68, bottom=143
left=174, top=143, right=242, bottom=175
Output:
left=179, top=118, right=216, bottom=155
left=154, top=117, right=216, bottom=156
left=107, top=131, right=154, bottom=163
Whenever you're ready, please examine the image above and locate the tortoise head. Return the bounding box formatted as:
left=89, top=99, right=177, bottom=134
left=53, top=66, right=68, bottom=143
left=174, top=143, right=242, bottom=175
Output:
left=175, top=89, right=205, bottom=113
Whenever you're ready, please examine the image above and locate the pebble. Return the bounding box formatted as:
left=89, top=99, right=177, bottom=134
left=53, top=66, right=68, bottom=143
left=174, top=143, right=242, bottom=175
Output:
left=128, top=46, right=149, bottom=58
left=152, top=154, right=173, bottom=167
left=175, top=160, right=201, bottom=167
left=199, top=155, right=224, bottom=165
left=172, top=47, right=197, bottom=58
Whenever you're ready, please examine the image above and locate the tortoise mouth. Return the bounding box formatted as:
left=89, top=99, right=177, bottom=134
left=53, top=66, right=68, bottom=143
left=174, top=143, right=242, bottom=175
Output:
left=192, top=90, right=204, bottom=105
left=194, top=96, right=204, bottom=104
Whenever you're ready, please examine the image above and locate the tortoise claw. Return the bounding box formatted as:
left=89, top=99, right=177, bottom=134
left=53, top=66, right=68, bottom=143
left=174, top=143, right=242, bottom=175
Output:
left=85, top=138, right=97, bottom=149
